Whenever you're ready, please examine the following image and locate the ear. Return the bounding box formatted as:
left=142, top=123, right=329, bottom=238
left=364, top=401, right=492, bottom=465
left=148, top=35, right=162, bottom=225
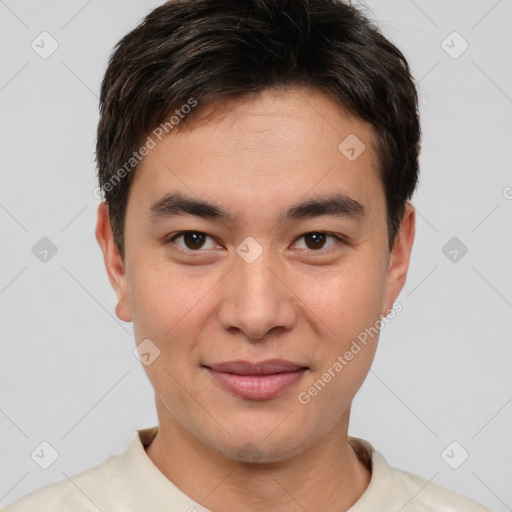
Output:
left=95, top=202, right=132, bottom=322
left=382, top=202, right=415, bottom=315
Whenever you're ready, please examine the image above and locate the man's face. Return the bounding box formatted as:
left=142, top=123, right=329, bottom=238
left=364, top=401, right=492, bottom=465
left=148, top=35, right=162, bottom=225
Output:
left=97, top=86, right=414, bottom=462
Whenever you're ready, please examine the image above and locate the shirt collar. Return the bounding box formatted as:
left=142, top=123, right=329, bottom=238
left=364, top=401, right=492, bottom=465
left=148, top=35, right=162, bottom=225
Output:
left=124, top=426, right=389, bottom=511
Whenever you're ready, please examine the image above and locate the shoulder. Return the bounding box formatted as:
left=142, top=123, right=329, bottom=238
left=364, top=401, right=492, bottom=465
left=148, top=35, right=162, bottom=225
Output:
left=348, top=437, right=494, bottom=512
left=1, top=461, right=114, bottom=512
left=0, top=429, right=139, bottom=512
left=2, top=427, right=162, bottom=512
left=382, top=458, right=494, bottom=512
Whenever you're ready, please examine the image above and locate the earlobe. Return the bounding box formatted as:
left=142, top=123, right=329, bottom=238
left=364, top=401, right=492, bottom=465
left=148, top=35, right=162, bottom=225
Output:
left=95, top=202, right=132, bottom=322
left=382, top=203, right=416, bottom=315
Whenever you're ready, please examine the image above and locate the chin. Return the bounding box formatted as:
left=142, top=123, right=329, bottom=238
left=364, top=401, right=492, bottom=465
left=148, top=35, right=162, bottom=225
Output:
left=202, top=418, right=313, bottom=465
left=223, top=437, right=306, bottom=465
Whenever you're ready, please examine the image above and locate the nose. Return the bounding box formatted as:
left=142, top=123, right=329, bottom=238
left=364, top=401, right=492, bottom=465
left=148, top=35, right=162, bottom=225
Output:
left=216, top=245, right=298, bottom=341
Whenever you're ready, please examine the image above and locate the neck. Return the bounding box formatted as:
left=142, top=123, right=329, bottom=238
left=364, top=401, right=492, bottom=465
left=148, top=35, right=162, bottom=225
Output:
left=145, top=399, right=371, bottom=512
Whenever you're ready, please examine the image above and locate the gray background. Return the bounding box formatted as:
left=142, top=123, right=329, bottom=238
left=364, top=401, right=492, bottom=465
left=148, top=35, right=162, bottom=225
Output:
left=1, top=0, right=511, bottom=509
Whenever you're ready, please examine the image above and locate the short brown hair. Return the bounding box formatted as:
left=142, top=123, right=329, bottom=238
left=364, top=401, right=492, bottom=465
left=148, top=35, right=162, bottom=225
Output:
left=96, top=0, right=421, bottom=259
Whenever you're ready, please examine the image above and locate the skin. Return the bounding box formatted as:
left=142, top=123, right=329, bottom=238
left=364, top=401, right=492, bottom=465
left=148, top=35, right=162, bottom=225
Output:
left=95, top=86, right=415, bottom=512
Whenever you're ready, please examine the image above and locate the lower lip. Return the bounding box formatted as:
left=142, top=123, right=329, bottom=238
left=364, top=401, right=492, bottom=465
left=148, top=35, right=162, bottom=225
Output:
left=206, top=368, right=307, bottom=400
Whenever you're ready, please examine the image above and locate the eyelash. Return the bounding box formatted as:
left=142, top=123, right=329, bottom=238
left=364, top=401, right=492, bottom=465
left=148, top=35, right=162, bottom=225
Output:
left=164, top=231, right=347, bottom=254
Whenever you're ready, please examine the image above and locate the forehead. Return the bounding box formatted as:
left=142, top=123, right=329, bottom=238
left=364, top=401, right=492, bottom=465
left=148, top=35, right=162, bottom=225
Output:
left=127, top=86, right=384, bottom=225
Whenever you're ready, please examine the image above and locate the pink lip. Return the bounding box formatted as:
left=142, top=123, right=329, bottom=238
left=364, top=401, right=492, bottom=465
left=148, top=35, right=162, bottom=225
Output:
left=204, top=359, right=308, bottom=400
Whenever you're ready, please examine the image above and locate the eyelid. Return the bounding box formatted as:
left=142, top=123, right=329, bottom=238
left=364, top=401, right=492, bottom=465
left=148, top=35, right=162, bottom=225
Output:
left=165, top=231, right=220, bottom=252
left=291, top=232, right=346, bottom=253
left=164, top=230, right=347, bottom=253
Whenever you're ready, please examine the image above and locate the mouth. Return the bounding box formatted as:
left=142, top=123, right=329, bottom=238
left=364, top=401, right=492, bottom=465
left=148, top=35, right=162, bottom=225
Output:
left=203, top=359, right=309, bottom=400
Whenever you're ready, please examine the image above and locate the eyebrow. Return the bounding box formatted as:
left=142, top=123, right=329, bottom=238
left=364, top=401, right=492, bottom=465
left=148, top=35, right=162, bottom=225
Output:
left=148, top=191, right=365, bottom=224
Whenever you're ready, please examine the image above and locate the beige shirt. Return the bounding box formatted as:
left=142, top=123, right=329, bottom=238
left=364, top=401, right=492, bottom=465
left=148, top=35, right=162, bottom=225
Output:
left=3, top=426, right=493, bottom=511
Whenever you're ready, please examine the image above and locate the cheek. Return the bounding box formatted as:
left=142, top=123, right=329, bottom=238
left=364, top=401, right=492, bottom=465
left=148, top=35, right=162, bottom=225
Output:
left=128, top=258, right=213, bottom=340
left=128, top=263, right=224, bottom=400
left=296, top=267, right=385, bottom=419
left=301, top=257, right=387, bottom=340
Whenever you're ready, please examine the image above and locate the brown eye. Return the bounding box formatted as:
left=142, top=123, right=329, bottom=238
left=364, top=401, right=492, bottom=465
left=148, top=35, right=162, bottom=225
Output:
left=304, top=232, right=327, bottom=250
left=167, top=231, right=217, bottom=251
left=183, top=232, right=206, bottom=249
left=294, top=232, right=342, bottom=251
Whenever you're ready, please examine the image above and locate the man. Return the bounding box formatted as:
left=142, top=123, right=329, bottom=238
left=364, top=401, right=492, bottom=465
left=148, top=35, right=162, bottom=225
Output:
left=3, top=0, right=494, bottom=510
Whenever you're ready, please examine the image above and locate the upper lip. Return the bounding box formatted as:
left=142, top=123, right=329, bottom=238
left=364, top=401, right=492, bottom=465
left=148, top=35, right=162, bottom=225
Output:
left=205, top=359, right=308, bottom=375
